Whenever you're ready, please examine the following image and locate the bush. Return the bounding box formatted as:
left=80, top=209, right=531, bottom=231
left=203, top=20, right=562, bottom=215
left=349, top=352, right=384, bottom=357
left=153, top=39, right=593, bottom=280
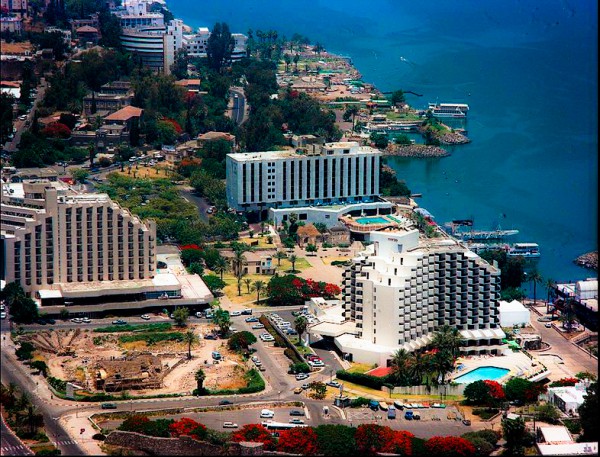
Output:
left=118, top=332, right=184, bottom=345
left=336, top=370, right=388, bottom=390
left=471, top=408, right=499, bottom=420
left=289, top=362, right=311, bottom=374
left=349, top=397, right=371, bottom=408
left=92, top=433, right=106, bottom=441
left=47, top=376, right=67, bottom=393
left=562, top=419, right=581, bottom=434
left=94, top=323, right=172, bottom=333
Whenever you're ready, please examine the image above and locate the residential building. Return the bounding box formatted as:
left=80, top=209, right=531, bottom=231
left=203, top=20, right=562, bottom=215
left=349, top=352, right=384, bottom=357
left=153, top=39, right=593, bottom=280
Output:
left=75, top=25, right=100, bottom=44
left=183, top=29, right=247, bottom=62
left=112, top=0, right=164, bottom=28
left=310, top=224, right=505, bottom=365
left=296, top=223, right=322, bottom=248
left=536, top=425, right=597, bottom=456
left=1, top=179, right=156, bottom=301
left=231, top=33, right=247, bottom=61
left=0, top=0, right=27, bottom=18
left=0, top=16, right=23, bottom=33
left=83, top=81, right=134, bottom=117
left=197, top=131, right=236, bottom=150
left=222, top=251, right=275, bottom=276
left=71, top=105, right=142, bottom=151
left=226, top=141, right=383, bottom=220
left=552, top=278, right=598, bottom=331
left=546, top=380, right=591, bottom=416
left=119, top=19, right=184, bottom=74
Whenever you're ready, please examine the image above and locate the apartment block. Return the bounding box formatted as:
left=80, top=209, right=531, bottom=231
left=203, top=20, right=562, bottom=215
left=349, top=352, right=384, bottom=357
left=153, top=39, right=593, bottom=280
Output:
left=1, top=179, right=156, bottom=299
left=226, top=141, right=381, bottom=214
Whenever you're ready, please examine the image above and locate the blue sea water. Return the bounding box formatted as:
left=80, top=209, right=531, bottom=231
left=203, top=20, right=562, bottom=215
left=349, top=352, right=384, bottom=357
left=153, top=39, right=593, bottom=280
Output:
left=169, top=0, right=598, bottom=286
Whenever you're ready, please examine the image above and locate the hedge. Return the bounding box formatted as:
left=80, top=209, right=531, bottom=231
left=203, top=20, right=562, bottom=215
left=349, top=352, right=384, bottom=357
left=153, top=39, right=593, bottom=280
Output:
left=95, top=323, right=172, bottom=333
left=335, top=370, right=389, bottom=390
left=118, top=332, right=184, bottom=345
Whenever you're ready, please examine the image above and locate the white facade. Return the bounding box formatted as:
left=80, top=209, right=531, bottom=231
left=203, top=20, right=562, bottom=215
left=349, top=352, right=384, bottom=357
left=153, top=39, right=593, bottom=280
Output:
left=184, top=27, right=210, bottom=58
left=333, top=228, right=504, bottom=364
left=226, top=142, right=381, bottom=213
left=120, top=19, right=184, bottom=74
left=498, top=299, right=530, bottom=327
left=1, top=180, right=156, bottom=296
left=547, top=382, right=589, bottom=415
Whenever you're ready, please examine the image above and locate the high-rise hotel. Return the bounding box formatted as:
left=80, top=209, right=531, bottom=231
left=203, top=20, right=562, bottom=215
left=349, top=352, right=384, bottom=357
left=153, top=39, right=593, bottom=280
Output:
left=1, top=179, right=157, bottom=304
left=226, top=141, right=393, bottom=224
left=310, top=228, right=506, bottom=365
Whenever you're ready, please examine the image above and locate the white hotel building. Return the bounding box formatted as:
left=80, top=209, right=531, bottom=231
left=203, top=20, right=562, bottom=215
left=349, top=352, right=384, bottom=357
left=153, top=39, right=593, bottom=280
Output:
left=0, top=179, right=161, bottom=304
left=310, top=228, right=506, bottom=365
left=226, top=141, right=393, bottom=224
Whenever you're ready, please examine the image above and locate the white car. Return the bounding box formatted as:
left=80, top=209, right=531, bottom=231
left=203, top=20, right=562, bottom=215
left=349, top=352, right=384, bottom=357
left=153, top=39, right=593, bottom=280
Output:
left=251, top=323, right=265, bottom=329
left=260, top=409, right=275, bottom=418
left=141, top=314, right=150, bottom=320
left=71, top=317, right=83, bottom=323
left=81, top=317, right=91, bottom=323
left=0, top=312, right=7, bottom=319
left=230, top=311, right=242, bottom=317
left=222, top=421, right=238, bottom=428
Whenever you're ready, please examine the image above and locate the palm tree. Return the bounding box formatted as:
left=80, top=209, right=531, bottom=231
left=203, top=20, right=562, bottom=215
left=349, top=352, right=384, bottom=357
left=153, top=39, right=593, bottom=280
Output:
left=252, top=280, right=266, bottom=303
left=289, top=254, right=298, bottom=272
left=237, top=274, right=245, bottom=296
left=275, top=251, right=287, bottom=266
left=431, top=350, right=455, bottom=385
left=408, top=351, right=428, bottom=385
left=528, top=270, right=543, bottom=306
left=293, top=53, right=300, bottom=72
left=390, top=349, right=411, bottom=386
left=347, top=105, right=359, bottom=132
left=432, top=325, right=465, bottom=359
left=560, top=297, right=579, bottom=333
left=284, top=53, right=291, bottom=73
left=232, top=249, right=247, bottom=280
left=243, top=278, right=253, bottom=294
left=213, top=256, right=229, bottom=280
left=545, top=278, right=556, bottom=314
left=194, top=369, right=206, bottom=392
left=294, top=315, right=308, bottom=342
left=183, top=330, right=198, bottom=359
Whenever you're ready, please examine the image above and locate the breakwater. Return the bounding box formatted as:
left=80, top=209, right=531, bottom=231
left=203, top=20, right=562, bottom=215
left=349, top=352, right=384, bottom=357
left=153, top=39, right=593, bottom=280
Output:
left=574, top=251, right=598, bottom=271
left=385, top=144, right=449, bottom=158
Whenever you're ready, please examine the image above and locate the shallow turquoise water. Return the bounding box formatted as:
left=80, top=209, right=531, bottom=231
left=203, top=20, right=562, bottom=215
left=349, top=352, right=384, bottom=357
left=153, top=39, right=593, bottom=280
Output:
left=454, top=366, right=510, bottom=384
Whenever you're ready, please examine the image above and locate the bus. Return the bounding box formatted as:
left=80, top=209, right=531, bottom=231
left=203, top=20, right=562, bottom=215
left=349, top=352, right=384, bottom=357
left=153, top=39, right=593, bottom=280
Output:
left=261, top=421, right=308, bottom=431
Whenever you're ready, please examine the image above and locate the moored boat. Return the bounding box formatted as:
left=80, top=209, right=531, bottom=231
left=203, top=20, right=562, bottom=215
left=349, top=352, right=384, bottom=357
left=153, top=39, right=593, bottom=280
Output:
left=507, top=243, right=540, bottom=258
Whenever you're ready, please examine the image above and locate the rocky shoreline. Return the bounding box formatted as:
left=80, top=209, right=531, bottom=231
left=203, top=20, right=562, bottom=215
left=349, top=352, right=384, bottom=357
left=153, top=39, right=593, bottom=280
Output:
left=385, top=144, right=450, bottom=158
left=574, top=251, right=598, bottom=270
left=437, top=131, right=471, bottom=145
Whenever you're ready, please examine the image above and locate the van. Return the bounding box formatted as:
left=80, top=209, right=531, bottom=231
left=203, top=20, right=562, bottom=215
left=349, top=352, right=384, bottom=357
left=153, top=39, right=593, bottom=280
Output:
left=241, top=308, right=252, bottom=315
left=260, top=409, right=274, bottom=418
left=369, top=400, right=379, bottom=411
left=387, top=406, right=396, bottom=419
left=212, top=351, right=222, bottom=360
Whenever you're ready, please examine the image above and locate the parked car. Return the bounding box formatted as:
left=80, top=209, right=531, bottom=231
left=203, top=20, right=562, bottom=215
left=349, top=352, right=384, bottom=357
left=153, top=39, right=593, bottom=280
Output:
left=204, top=334, right=217, bottom=340
left=241, top=308, right=253, bottom=315
left=301, top=383, right=310, bottom=390
left=295, top=373, right=310, bottom=381
left=222, top=421, right=238, bottom=428
left=545, top=323, right=552, bottom=328
left=1, top=311, right=8, bottom=320
left=245, top=317, right=259, bottom=322
left=195, top=312, right=204, bottom=318
left=326, top=381, right=341, bottom=388
left=81, top=317, right=91, bottom=323
left=141, top=314, right=150, bottom=320
left=71, top=318, right=83, bottom=323
left=289, top=419, right=304, bottom=424
left=289, top=410, right=305, bottom=416
left=112, top=319, right=127, bottom=325
left=101, top=403, right=117, bottom=409
left=219, top=400, right=233, bottom=405
left=230, top=311, right=242, bottom=317
left=36, top=319, right=47, bottom=325
left=293, top=387, right=303, bottom=394
left=252, top=324, right=265, bottom=329
left=251, top=356, right=260, bottom=363
left=404, top=411, right=414, bottom=420
left=260, top=409, right=275, bottom=418
left=369, top=400, right=380, bottom=411
left=462, top=419, right=471, bottom=426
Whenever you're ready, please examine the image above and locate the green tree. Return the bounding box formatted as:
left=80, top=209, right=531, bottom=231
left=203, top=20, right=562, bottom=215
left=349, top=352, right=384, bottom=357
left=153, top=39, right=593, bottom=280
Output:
left=275, top=250, right=287, bottom=266
left=294, top=315, right=308, bottom=342
left=243, top=278, right=253, bottom=294
left=504, top=377, right=533, bottom=405
left=227, top=331, right=257, bottom=352
left=578, top=381, right=598, bottom=442
left=206, top=22, right=234, bottom=73
left=202, top=274, right=226, bottom=294
left=212, top=255, right=229, bottom=280
left=8, top=294, right=39, bottom=324
left=289, top=254, right=298, bottom=272
left=370, top=132, right=389, bottom=149
left=501, top=416, right=528, bottom=456
left=172, top=307, right=189, bottom=327
left=464, top=380, right=493, bottom=405
left=314, top=425, right=357, bottom=457
left=194, top=368, right=206, bottom=392
left=306, top=244, right=318, bottom=253
left=390, top=349, right=412, bottom=386
left=183, top=330, right=198, bottom=359
left=252, top=280, right=266, bottom=303
left=308, top=381, right=327, bottom=400
left=30, top=361, right=48, bottom=376
left=534, top=403, right=560, bottom=424
left=431, top=324, right=465, bottom=359
left=71, top=168, right=89, bottom=183
left=528, top=270, right=543, bottom=305
left=391, top=90, right=406, bottom=106
left=212, top=306, right=231, bottom=335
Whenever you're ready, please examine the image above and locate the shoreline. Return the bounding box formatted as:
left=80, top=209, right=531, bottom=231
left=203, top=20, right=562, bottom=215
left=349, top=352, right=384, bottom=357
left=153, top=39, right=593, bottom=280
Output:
left=574, top=251, right=598, bottom=271
left=385, top=144, right=449, bottom=158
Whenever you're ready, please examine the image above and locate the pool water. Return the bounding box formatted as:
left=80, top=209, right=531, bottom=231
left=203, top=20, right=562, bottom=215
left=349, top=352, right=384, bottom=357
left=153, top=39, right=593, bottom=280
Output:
left=454, top=366, right=510, bottom=384
left=355, top=217, right=390, bottom=225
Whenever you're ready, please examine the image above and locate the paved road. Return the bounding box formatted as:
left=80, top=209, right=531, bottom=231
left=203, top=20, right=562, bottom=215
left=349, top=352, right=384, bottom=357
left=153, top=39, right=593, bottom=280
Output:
left=3, top=79, right=47, bottom=153
left=179, top=188, right=210, bottom=223
left=229, top=88, right=247, bottom=125
left=0, top=417, right=33, bottom=456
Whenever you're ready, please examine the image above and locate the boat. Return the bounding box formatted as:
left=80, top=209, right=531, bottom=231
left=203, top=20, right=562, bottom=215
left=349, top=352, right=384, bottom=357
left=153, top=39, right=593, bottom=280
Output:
left=444, top=219, right=519, bottom=241
left=427, top=102, right=469, bottom=118
left=379, top=401, right=389, bottom=411
left=507, top=243, right=540, bottom=258
left=466, top=242, right=510, bottom=254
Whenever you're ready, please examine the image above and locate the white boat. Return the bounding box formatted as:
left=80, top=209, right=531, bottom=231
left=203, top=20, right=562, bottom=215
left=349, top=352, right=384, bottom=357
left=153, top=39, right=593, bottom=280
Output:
left=460, top=229, right=519, bottom=241
left=428, top=102, right=469, bottom=118
left=466, top=242, right=510, bottom=254
left=508, top=243, right=540, bottom=258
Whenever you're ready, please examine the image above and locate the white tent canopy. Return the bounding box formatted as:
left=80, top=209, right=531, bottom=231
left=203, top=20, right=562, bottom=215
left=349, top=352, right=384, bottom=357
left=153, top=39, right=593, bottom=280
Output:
left=499, top=299, right=530, bottom=327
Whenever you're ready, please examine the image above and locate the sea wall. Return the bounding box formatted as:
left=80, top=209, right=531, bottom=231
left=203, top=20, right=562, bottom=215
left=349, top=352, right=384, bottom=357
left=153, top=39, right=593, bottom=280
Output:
left=574, top=251, right=598, bottom=270
left=385, top=144, right=449, bottom=158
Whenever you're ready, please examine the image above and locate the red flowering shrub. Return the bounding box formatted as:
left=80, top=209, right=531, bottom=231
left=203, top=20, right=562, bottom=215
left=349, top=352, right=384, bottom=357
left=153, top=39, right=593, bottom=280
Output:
left=425, top=436, right=476, bottom=457
left=118, top=415, right=150, bottom=433
left=180, top=244, right=202, bottom=251
left=162, top=118, right=183, bottom=134
left=231, top=424, right=275, bottom=449
left=387, top=430, right=414, bottom=455
left=41, top=122, right=71, bottom=139
left=355, top=424, right=396, bottom=455
left=550, top=377, right=579, bottom=387
left=168, top=418, right=207, bottom=440
left=484, top=380, right=505, bottom=400
left=525, top=381, right=548, bottom=402
left=276, top=427, right=319, bottom=455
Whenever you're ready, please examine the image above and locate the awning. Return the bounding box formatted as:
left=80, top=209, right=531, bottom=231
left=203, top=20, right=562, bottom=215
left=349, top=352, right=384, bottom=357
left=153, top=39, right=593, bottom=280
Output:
left=37, top=290, right=63, bottom=299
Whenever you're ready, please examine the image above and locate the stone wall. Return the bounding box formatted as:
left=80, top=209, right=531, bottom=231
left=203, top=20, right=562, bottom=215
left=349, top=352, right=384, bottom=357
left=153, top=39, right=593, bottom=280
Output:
left=105, top=431, right=300, bottom=456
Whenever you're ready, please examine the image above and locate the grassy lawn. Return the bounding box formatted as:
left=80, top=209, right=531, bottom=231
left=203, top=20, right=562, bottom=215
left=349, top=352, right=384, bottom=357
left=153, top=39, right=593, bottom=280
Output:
left=321, top=256, right=350, bottom=266
left=346, top=363, right=374, bottom=374
left=386, top=111, right=422, bottom=121
left=277, top=256, right=311, bottom=273
left=113, top=164, right=172, bottom=180
left=237, top=236, right=275, bottom=248
left=219, top=272, right=272, bottom=304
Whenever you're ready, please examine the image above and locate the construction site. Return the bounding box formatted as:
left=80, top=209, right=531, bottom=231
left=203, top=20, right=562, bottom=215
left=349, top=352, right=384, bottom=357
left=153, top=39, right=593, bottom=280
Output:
left=18, top=323, right=252, bottom=396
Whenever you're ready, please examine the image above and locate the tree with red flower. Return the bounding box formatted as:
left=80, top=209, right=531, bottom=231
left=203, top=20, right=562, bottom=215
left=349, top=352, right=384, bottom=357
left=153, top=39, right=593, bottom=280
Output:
left=484, top=380, right=506, bottom=402
left=355, top=424, right=396, bottom=455
left=425, top=436, right=476, bottom=457
left=118, top=414, right=150, bottom=433
left=276, top=427, right=319, bottom=455
left=231, top=424, right=275, bottom=450
left=386, top=430, right=414, bottom=455
left=168, top=417, right=207, bottom=441
left=41, top=122, right=71, bottom=139
left=162, top=118, right=183, bottom=134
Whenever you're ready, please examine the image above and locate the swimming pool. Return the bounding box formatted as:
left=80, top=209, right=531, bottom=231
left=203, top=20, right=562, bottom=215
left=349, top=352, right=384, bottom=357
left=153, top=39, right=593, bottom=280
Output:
left=355, top=217, right=390, bottom=225
left=454, top=366, right=510, bottom=384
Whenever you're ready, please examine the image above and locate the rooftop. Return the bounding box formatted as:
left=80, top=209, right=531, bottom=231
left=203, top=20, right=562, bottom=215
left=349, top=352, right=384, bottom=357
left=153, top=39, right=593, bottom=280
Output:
left=104, top=105, right=143, bottom=121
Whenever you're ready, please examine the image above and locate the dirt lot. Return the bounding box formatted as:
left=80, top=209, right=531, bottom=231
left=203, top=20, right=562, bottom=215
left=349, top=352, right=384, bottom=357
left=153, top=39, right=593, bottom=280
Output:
left=22, top=323, right=249, bottom=396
